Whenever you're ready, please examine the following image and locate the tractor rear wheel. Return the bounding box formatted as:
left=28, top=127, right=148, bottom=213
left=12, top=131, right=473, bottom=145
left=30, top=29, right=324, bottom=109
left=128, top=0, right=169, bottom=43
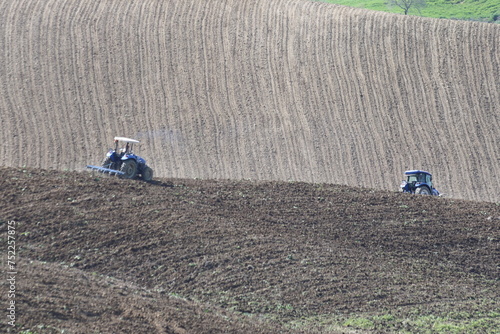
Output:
left=120, top=160, right=137, bottom=179
left=142, top=166, right=153, bottom=181
left=415, top=186, right=431, bottom=195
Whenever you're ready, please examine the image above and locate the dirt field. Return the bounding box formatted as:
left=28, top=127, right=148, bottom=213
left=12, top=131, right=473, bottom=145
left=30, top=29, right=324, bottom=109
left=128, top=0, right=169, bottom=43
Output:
left=0, top=0, right=499, bottom=332
left=1, top=168, right=499, bottom=333
left=0, top=0, right=499, bottom=202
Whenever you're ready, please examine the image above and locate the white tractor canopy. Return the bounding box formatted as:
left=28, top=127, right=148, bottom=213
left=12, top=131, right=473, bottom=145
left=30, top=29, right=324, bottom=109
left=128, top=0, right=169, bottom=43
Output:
left=114, top=136, right=140, bottom=144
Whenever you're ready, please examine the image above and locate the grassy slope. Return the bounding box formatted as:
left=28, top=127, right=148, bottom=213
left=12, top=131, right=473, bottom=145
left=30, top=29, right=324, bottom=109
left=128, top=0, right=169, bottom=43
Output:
left=316, top=0, right=500, bottom=21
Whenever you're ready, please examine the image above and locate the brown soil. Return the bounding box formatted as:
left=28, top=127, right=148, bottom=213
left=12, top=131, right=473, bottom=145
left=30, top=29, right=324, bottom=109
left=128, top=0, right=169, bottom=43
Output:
left=0, top=0, right=499, bottom=202
left=1, top=168, right=498, bottom=333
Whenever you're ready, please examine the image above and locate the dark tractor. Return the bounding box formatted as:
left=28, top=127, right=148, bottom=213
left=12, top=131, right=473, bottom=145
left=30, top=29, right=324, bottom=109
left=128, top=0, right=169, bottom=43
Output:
left=400, top=170, right=440, bottom=196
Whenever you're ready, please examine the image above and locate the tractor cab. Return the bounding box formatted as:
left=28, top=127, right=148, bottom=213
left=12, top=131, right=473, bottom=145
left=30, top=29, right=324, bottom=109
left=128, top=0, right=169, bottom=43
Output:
left=112, top=137, right=139, bottom=160
left=406, top=171, right=431, bottom=187
left=400, top=170, right=440, bottom=196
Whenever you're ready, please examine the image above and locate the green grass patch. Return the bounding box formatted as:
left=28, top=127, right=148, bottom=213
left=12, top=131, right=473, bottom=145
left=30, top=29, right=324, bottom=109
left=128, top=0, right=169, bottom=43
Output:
left=315, top=0, right=500, bottom=22
left=280, top=306, right=500, bottom=333
left=343, top=316, right=375, bottom=329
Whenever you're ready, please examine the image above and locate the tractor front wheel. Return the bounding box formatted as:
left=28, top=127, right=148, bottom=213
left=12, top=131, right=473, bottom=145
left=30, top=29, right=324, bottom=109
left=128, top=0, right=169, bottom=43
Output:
left=120, top=160, right=137, bottom=179
left=415, top=186, right=431, bottom=195
left=102, top=157, right=115, bottom=169
left=142, top=166, right=153, bottom=181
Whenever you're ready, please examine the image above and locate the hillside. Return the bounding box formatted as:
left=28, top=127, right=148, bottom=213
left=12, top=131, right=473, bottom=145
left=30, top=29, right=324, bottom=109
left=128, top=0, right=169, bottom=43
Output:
left=0, top=0, right=498, bottom=202
left=1, top=168, right=499, bottom=333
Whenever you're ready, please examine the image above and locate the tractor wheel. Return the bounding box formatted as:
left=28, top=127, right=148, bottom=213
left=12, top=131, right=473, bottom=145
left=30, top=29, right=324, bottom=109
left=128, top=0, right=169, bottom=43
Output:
left=415, top=186, right=431, bottom=195
left=142, top=166, right=153, bottom=181
left=102, top=157, right=113, bottom=169
left=120, top=160, right=137, bottom=179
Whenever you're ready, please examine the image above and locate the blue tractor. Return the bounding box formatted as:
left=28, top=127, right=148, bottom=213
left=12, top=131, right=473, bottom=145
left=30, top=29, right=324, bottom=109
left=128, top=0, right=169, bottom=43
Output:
left=87, top=137, right=153, bottom=181
left=400, top=170, right=440, bottom=196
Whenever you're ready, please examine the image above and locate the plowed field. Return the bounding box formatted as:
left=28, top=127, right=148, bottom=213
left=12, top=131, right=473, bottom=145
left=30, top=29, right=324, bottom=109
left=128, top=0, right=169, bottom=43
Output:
left=1, top=168, right=499, bottom=333
left=0, top=0, right=499, bottom=202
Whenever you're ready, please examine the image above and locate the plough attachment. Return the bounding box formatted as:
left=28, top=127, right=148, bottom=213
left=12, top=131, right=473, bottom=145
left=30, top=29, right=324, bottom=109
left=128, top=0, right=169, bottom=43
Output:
left=86, top=165, right=125, bottom=176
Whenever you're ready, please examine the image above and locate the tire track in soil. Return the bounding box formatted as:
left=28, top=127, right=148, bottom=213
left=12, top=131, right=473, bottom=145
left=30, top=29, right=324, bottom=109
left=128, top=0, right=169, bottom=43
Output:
left=0, top=0, right=499, bottom=202
left=0, top=0, right=25, bottom=167
left=1, top=0, right=42, bottom=169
